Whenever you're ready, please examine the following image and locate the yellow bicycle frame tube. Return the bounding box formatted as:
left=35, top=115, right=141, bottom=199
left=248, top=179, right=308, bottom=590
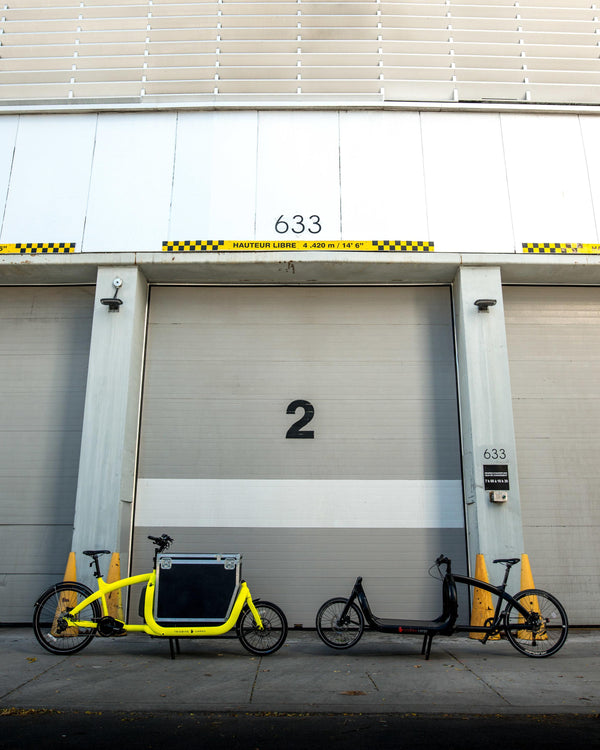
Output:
left=64, top=572, right=264, bottom=637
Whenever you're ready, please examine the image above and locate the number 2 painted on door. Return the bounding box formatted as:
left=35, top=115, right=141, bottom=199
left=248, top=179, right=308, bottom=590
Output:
left=286, top=400, right=315, bottom=439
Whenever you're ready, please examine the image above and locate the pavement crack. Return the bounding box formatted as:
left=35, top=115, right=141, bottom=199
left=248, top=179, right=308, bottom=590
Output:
left=366, top=672, right=380, bottom=692
left=441, top=647, right=511, bottom=706
left=248, top=656, right=262, bottom=703
left=0, top=658, right=67, bottom=702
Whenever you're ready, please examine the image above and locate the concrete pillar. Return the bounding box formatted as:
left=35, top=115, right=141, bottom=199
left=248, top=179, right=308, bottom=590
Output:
left=72, top=266, right=148, bottom=582
left=453, top=266, right=524, bottom=587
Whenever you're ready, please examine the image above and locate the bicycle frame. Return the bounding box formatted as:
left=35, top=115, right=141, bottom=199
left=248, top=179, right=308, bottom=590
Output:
left=343, top=579, right=397, bottom=630
left=452, top=573, right=531, bottom=634
left=64, top=570, right=265, bottom=637
left=341, top=576, right=457, bottom=636
left=341, top=567, right=533, bottom=638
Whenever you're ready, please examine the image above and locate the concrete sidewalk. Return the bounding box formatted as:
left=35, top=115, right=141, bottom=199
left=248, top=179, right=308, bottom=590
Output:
left=0, top=627, right=598, bottom=715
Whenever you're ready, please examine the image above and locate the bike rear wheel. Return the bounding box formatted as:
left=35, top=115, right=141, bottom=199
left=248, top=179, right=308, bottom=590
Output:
left=33, top=581, right=100, bottom=655
left=316, top=597, right=364, bottom=649
left=504, top=588, right=568, bottom=657
left=236, top=601, right=288, bottom=655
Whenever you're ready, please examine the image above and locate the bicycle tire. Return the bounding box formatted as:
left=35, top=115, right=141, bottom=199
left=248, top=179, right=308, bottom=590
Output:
left=504, top=588, right=568, bottom=658
left=236, top=601, right=288, bottom=655
left=316, top=597, right=364, bottom=650
left=33, top=581, right=100, bottom=655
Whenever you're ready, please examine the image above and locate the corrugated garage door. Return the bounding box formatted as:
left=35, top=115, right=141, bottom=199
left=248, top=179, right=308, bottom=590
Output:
left=505, top=286, right=600, bottom=625
left=133, top=286, right=465, bottom=626
left=0, top=286, right=94, bottom=622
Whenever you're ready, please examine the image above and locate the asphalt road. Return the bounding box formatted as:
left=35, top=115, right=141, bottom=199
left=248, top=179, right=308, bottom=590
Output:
left=1, top=709, right=600, bottom=750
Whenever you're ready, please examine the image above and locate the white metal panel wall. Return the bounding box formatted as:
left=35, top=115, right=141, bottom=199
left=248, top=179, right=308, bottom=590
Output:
left=2, top=110, right=600, bottom=253
left=0, top=286, right=94, bottom=622
left=133, top=286, right=465, bottom=626
left=421, top=111, right=515, bottom=253
left=83, top=112, right=177, bottom=252
left=339, top=111, right=429, bottom=240
left=169, top=111, right=258, bottom=240
left=0, top=116, right=19, bottom=227
left=255, top=112, right=341, bottom=239
left=504, top=286, right=600, bottom=624
left=580, top=116, right=600, bottom=220
left=1, top=114, right=97, bottom=245
left=502, top=114, right=598, bottom=245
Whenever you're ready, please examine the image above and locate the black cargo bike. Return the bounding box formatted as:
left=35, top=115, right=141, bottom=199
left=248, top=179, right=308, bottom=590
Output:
left=315, top=555, right=568, bottom=659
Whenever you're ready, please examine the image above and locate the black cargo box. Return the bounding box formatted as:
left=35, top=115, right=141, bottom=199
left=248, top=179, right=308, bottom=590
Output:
left=154, top=553, right=242, bottom=624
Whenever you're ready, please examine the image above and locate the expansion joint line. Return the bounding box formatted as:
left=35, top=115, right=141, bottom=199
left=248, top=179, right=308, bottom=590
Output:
left=249, top=656, right=262, bottom=703
left=0, top=658, right=67, bottom=702
left=441, top=646, right=511, bottom=705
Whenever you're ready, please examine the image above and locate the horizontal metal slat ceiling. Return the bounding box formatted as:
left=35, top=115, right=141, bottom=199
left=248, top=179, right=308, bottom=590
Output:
left=1, top=0, right=599, bottom=106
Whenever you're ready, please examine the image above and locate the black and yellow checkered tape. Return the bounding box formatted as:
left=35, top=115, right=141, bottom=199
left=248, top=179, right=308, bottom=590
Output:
left=522, top=243, right=600, bottom=254
left=162, top=240, right=434, bottom=252
left=0, top=242, right=75, bottom=254
left=370, top=240, right=433, bottom=252
left=163, top=240, right=226, bottom=252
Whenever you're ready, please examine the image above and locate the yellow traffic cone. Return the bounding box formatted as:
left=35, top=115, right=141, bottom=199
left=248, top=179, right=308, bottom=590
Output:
left=520, top=553, right=535, bottom=589
left=518, top=553, right=547, bottom=641
left=470, top=554, right=500, bottom=640
left=53, top=552, right=78, bottom=636
left=105, top=552, right=124, bottom=623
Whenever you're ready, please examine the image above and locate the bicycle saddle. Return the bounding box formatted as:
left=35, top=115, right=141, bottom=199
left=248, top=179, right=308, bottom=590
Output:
left=493, top=557, right=520, bottom=565
left=83, top=549, right=111, bottom=557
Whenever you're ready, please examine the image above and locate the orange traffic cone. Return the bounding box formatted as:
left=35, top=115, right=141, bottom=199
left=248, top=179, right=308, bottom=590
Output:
left=469, top=554, right=500, bottom=640
left=63, top=551, right=77, bottom=582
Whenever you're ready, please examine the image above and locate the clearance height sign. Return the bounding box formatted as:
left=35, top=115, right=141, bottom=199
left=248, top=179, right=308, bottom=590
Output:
left=162, top=240, right=434, bottom=252
left=0, top=240, right=434, bottom=254
left=5, top=241, right=600, bottom=254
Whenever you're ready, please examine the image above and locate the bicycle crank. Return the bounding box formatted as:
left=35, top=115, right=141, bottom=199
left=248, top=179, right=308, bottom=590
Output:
left=96, top=616, right=126, bottom=637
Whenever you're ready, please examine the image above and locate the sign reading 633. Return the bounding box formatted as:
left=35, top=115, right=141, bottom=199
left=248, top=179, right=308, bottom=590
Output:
left=275, top=215, right=322, bottom=235
left=483, top=448, right=507, bottom=460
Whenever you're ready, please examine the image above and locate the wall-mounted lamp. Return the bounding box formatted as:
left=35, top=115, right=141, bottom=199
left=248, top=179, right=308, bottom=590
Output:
left=100, top=278, right=123, bottom=312
left=474, top=298, right=497, bottom=312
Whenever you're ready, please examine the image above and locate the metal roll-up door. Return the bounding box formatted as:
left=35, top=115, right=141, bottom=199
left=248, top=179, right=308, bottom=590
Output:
left=505, top=286, right=600, bottom=625
left=0, top=286, right=94, bottom=622
left=133, top=286, right=465, bottom=625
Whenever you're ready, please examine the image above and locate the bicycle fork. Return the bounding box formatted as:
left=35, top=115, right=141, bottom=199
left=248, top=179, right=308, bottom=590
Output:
left=338, top=579, right=363, bottom=625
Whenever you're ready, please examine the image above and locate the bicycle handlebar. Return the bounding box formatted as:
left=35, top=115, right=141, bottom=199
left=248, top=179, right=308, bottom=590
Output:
left=435, top=554, right=452, bottom=572
left=148, top=534, right=173, bottom=551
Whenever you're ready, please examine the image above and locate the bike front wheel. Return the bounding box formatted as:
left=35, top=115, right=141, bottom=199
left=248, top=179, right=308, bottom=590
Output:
left=316, top=597, right=364, bottom=649
left=33, top=581, right=100, bottom=655
left=236, top=601, right=288, bottom=655
left=504, top=588, right=568, bottom=657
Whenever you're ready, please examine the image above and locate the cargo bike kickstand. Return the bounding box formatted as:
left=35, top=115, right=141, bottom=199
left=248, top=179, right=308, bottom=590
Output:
left=33, top=534, right=288, bottom=657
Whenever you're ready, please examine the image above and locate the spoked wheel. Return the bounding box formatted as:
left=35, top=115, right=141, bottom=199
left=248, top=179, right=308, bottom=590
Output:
left=316, top=597, right=364, bottom=649
left=236, top=601, right=288, bottom=655
left=33, top=581, right=100, bottom=655
left=504, top=588, right=568, bottom=657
